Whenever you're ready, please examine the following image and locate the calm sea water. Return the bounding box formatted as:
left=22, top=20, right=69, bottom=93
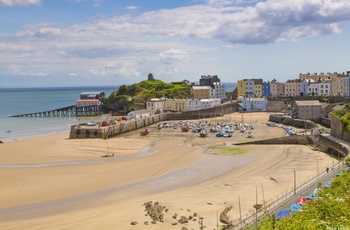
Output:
left=0, top=83, right=236, bottom=142
left=0, top=86, right=117, bottom=142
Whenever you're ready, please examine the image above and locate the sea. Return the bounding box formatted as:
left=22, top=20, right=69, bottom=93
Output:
left=0, top=86, right=117, bottom=142
left=0, top=83, right=236, bottom=142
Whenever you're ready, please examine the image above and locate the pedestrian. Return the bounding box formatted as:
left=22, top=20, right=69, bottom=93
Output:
left=326, top=167, right=329, bottom=173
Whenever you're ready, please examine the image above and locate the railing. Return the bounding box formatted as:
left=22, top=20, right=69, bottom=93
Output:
left=231, top=160, right=347, bottom=229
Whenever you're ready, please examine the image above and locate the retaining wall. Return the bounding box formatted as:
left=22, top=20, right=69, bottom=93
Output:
left=269, top=114, right=317, bottom=129
left=69, top=103, right=239, bottom=139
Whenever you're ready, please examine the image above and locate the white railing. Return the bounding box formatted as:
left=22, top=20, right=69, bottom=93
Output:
left=231, top=160, right=347, bottom=229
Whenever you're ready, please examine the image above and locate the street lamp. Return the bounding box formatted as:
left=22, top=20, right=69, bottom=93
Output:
left=199, top=216, right=204, bottom=230
left=294, top=170, right=296, bottom=195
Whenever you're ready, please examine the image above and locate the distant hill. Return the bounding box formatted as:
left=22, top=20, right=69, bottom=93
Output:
left=104, top=80, right=236, bottom=113
left=105, top=80, right=190, bottom=111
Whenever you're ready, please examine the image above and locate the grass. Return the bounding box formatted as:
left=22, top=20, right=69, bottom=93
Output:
left=209, top=146, right=248, bottom=155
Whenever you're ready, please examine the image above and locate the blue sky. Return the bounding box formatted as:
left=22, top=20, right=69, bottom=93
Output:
left=1, top=0, right=350, bottom=87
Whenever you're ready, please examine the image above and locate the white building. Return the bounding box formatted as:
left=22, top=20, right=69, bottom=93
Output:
left=146, top=98, right=165, bottom=114
left=187, top=98, right=221, bottom=111
left=200, top=99, right=211, bottom=109
left=242, top=98, right=268, bottom=111
left=308, top=80, right=331, bottom=96
left=212, top=82, right=226, bottom=99
left=209, top=98, right=221, bottom=107
left=187, top=99, right=199, bottom=111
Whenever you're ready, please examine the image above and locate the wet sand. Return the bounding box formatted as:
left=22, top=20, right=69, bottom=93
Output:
left=0, top=112, right=335, bottom=229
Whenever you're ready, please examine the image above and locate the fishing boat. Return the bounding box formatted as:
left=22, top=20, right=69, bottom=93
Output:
left=247, top=131, right=254, bottom=138
left=181, top=126, right=190, bottom=132
left=216, top=132, right=224, bottom=137
left=140, top=129, right=149, bottom=136
left=223, top=132, right=232, bottom=138
left=199, top=129, right=207, bottom=137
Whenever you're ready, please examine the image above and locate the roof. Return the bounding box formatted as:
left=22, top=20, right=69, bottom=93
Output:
left=192, top=86, right=211, bottom=90
left=267, top=101, right=285, bottom=106
left=332, top=105, right=346, bottom=111
left=294, top=100, right=322, bottom=106
left=128, top=109, right=150, bottom=114
left=76, top=99, right=100, bottom=102
left=80, top=92, right=104, bottom=95
left=246, top=98, right=267, bottom=102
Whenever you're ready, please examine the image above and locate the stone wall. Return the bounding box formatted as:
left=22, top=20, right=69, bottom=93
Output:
left=320, top=118, right=331, bottom=128
left=234, top=135, right=313, bottom=146
left=330, top=115, right=350, bottom=143
left=269, top=114, right=317, bottom=129
left=69, top=103, right=239, bottom=139
left=317, top=135, right=349, bottom=158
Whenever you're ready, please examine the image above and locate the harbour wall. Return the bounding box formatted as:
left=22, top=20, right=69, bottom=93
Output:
left=234, top=135, right=313, bottom=146
left=69, top=103, right=239, bottom=139
left=234, top=134, right=348, bottom=158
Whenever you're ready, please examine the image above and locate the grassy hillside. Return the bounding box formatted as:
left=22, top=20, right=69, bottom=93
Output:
left=105, top=80, right=190, bottom=111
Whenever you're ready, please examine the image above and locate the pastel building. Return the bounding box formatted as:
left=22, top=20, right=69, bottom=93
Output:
left=270, top=79, right=284, bottom=97
left=190, top=86, right=211, bottom=99
left=237, top=78, right=263, bottom=98
left=242, top=97, right=268, bottom=111
left=163, top=99, right=187, bottom=112
left=284, top=79, right=308, bottom=96
left=212, top=82, right=226, bottom=99
left=262, top=82, right=271, bottom=97
left=254, top=84, right=263, bottom=98
left=237, top=80, right=247, bottom=97
left=146, top=98, right=165, bottom=114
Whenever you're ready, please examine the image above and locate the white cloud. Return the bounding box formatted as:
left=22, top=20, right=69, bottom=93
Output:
left=1, top=0, right=350, bottom=85
left=124, top=5, right=138, bottom=10
left=0, top=0, right=41, bottom=6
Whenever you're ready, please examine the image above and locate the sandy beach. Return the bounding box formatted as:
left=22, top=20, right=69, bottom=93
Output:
left=0, top=112, right=335, bottom=230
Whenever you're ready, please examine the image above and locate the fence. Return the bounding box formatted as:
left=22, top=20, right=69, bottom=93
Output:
left=231, top=160, right=347, bottom=229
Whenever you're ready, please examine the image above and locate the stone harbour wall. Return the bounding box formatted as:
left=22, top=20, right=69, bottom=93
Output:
left=69, top=103, right=238, bottom=139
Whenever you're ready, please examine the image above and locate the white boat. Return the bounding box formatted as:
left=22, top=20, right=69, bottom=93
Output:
left=247, top=132, right=254, bottom=138
left=87, top=121, right=97, bottom=126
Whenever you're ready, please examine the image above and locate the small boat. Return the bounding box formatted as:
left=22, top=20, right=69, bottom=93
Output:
left=216, top=132, right=224, bottom=137
left=181, top=126, right=190, bottom=132
left=5, top=130, right=12, bottom=133
left=199, top=129, right=207, bottom=137
left=101, top=152, right=114, bottom=158
left=87, top=121, right=97, bottom=126
left=247, top=132, right=254, bottom=138
left=140, top=129, right=149, bottom=136
left=223, top=132, right=232, bottom=138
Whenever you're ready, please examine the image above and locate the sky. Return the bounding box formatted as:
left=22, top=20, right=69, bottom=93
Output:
left=1, top=0, right=350, bottom=88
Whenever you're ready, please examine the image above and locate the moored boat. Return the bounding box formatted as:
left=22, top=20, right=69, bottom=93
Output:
left=140, top=129, right=149, bottom=135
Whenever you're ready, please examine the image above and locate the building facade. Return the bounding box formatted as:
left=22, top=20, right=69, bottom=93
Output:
left=242, top=97, right=268, bottom=111
left=212, top=82, right=226, bottom=99
left=163, top=99, right=187, bottom=112
left=292, top=100, right=322, bottom=120
left=190, top=86, right=212, bottom=99
left=199, top=75, right=220, bottom=88
left=146, top=98, right=165, bottom=114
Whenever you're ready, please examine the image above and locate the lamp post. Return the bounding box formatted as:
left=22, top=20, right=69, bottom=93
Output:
left=294, top=170, right=296, bottom=195
left=199, top=216, right=204, bottom=230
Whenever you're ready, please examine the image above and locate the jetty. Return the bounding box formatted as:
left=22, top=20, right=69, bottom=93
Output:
left=11, top=105, right=101, bottom=118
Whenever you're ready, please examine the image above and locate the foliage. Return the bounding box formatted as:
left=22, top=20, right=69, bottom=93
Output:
left=333, top=109, right=350, bottom=132
left=104, top=80, right=190, bottom=111
left=244, top=170, right=350, bottom=230
left=316, top=95, right=328, bottom=102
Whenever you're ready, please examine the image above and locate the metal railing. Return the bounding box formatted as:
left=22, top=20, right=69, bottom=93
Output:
left=231, top=160, right=347, bottom=229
